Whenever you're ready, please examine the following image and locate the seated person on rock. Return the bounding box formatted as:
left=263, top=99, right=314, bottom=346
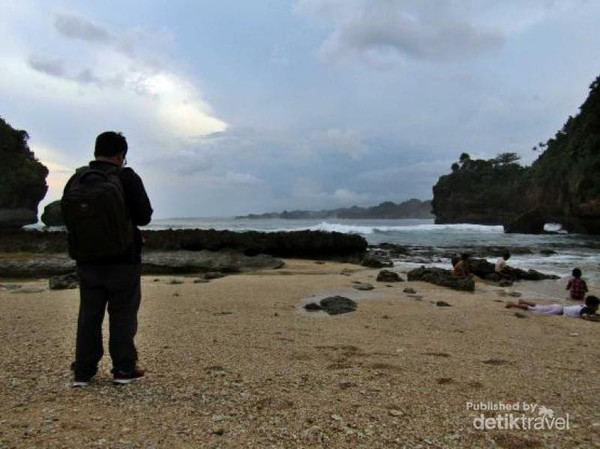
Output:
left=495, top=251, right=514, bottom=279
left=452, top=253, right=474, bottom=280
left=505, top=295, right=599, bottom=321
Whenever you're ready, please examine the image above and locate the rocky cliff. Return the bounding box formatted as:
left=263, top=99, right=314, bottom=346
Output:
left=432, top=75, right=600, bottom=234
left=0, top=117, right=48, bottom=228
left=525, top=76, right=600, bottom=234
left=431, top=153, right=529, bottom=225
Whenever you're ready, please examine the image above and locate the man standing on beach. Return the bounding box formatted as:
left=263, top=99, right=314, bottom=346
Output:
left=62, top=131, right=153, bottom=387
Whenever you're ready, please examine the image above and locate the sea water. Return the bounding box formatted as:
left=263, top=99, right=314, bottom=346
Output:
left=142, top=217, right=600, bottom=295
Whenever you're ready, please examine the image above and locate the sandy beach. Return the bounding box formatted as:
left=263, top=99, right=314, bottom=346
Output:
left=1, top=259, right=599, bottom=448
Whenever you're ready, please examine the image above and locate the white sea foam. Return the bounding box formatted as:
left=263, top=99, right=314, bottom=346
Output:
left=142, top=217, right=600, bottom=287
left=307, top=222, right=377, bottom=234
left=261, top=221, right=505, bottom=236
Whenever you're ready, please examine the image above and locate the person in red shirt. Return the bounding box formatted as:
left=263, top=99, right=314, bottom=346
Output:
left=566, top=268, right=588, bottom=301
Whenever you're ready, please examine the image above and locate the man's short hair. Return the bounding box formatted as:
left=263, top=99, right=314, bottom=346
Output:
left=95, top=131, right=128, bottom=157
left=572, top=268, right=582, bottom=278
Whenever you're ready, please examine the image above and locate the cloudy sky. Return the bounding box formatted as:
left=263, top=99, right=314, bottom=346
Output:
left=1, top=0, right=599, bottom=218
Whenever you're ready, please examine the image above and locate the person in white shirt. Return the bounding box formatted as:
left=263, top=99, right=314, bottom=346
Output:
left=495, top=251, right=513, bottom=279
left=505, top=296, right=599, bottom=321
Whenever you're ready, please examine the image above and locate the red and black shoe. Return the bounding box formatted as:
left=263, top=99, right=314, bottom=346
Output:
left=112, top=367, right=145, bottom=385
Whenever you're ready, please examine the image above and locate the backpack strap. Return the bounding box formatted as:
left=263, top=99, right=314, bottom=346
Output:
left=75, top=164, right=122, bottom=174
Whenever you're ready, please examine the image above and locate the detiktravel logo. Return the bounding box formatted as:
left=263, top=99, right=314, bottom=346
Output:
left=467, top=401, right=570, bottom=431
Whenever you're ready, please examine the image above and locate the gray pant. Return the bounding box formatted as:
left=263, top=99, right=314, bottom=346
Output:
left=74, top=264, right=142, bottom=380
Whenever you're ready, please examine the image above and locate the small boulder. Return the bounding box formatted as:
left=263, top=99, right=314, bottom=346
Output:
left=319, top=296, right=357, bottom=315
left=41, top=200, right=65, bottom=227
left=361, top=254, right=393, bottom=268
left=304, top=302, right=323, bottom=312
left=376, top=269, right=403, bottom=283
left=353, top=283, right=374, bottom=291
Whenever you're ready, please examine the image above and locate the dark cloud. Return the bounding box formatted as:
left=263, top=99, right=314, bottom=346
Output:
left=306, top=1, right=505, bottom=66
left=75, top=68, right=103, bottom=85
left=54, top=13, right=111, bottom=43
left=52, top=12, right=154, bottom=60
left=28, top=55, right=66, bottom=77
left=27, top=13, right=143, bottom=89
left=28, top=54, right=113, bottom=89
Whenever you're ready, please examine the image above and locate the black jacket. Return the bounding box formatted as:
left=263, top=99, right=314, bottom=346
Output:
left=70, top=160, right=153, bottom=264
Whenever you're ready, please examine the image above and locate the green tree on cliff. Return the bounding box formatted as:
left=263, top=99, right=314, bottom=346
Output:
left=0, top=117, right=48, bottom=210
left=432, top=74, right=600, bottom=233
left=431, top=152, right=528, bottom=225
left=528, top=75, right=600, bottom=232
left=493, top=152, right=520, bottom=166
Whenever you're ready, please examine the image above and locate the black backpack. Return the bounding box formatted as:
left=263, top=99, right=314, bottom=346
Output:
left=61, top=166, right=133, bottom=262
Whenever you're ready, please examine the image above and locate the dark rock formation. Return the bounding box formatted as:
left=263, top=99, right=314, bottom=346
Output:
left=0, top=209, right=39, bottom=229
left=49, top=272, right=78, bottom=290
left=361, top=253, right=393, bottom=268
left=304, top=302, right=323, bottom=312
left=432, top=75, right=600, bottom=234
left=0, top=118, right=48, bottom=228
left=375, top=243, right=409, bottom=258
left=41, top=200, right=64, bottom=227
left=145, top=229, right=367, bottom=263
left=376, top=269, right=403, bottom=282
left=320, top=296, right=357, bottom=314
left=407, top=266, right=475, bottom=291
left=0, top=228, right=367, bottom=263
left=0, top=254, right=75, bottom=278
left=0, top=229, right=68, bottom=253
left=0, top=228, right=366, bottom=277
left=503, top=210, right=546, bottom=234
left=468, top=258, right=559, bottom=281
left=141, top=250, right=284, bottom=274
left=0, top=250, right=284, bottom=278
left=524, top=76, right=600, bottom=234
left=304, top=296, right=358, bottom=315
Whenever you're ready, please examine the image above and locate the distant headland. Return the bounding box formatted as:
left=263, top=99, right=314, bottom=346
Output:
left=235, top=199, right=433, bottom=220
